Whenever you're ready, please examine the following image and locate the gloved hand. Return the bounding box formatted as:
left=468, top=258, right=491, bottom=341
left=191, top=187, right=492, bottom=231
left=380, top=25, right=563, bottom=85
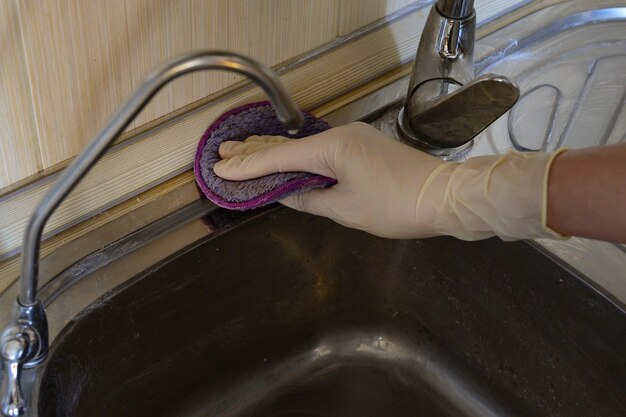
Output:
left=214, top=122, right=566, bottom=241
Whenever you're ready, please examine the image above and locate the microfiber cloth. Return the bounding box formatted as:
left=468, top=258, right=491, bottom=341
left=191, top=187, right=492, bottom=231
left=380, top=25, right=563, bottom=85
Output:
left=194, top=101, right=337, bottom=210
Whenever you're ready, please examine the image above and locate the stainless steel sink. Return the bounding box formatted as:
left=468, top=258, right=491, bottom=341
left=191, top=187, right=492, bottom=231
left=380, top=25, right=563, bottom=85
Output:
left=37, top=207, right=625, bottom=417
left=4, top=1, right=625, bottom=416
left=362, top=0, right=626, bottom=302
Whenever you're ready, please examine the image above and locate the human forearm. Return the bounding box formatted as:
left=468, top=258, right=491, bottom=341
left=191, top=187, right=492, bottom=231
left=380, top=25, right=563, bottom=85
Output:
left=547, top=143, right=626, bottom=243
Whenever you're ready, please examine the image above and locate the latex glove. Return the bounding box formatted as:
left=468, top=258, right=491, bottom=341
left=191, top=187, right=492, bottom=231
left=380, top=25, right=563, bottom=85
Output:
left=214, top=122, right=565, bottom=241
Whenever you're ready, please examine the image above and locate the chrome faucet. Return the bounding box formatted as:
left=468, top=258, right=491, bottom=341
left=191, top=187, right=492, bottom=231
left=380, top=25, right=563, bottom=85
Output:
left=0, top=51, right=303, bottom=417
left=398, top=0, right=520, bottom=155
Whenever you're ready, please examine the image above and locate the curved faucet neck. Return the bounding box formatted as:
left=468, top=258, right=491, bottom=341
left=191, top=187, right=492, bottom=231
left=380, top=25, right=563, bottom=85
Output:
left=18, top=51, right=303, bottom=307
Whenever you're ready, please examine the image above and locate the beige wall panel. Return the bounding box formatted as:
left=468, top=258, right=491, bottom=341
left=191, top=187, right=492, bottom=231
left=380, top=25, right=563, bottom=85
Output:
left=226, top=0, right=273, bottom=84
left=264, top=0, right=338, bottom=65
left=188, top=0, right=230, bottom=103
left=17, top=0, right=132, bottom=170
left=227, top=1, right=339, bottom=83
left=336, top=0, right=418, bottom=36
left=0, top=0, right=41, bottom=188
left=124, top=0, right=172, bottom=129
left=124, top=0, right=231, bottom=129
left=4, top=0, right=424, bottom=187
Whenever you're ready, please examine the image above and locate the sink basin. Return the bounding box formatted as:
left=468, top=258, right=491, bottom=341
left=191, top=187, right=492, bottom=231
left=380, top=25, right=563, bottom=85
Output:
left=7, top=1, right=624, bottom=416
left=38, top=208, right=625, bottom=417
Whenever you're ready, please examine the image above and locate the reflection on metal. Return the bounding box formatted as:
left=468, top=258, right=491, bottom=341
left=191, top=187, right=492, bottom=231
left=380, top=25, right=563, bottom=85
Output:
left=508, top=55, right=626, bottom=152
left=1, top=325, right=33, bottom=416
left=37, top=201, right=213, bottom=307
left=508, top=84, right=561, bottom=152
left=475, top=7, right=626, bottom=73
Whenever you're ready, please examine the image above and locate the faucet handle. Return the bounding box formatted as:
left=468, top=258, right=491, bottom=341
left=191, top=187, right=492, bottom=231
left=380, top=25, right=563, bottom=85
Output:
left=403, top=74, right=520, bottom=150
left=1, top=326, right=37, bottom=417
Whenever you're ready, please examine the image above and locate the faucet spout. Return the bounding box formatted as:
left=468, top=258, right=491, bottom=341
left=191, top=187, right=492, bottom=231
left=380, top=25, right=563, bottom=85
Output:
left=2, top=50, right=302, bottom=417
left=20, top=50, right=302, bottom=308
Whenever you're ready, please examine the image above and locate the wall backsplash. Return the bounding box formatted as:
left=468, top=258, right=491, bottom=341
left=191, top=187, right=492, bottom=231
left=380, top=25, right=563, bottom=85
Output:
left=0, top=0, right=416, bottom=189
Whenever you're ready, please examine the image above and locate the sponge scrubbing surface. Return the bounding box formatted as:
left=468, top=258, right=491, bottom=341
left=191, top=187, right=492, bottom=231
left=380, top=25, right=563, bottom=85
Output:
left=194, top=101, right=336, bottom=210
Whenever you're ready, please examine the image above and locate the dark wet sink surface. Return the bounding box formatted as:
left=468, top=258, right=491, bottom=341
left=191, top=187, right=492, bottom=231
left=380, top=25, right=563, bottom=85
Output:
left=39, top=208, right=625, bottom=417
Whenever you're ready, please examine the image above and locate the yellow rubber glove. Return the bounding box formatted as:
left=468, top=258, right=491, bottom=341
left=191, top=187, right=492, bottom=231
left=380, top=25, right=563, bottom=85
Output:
left=214, top=122, right=566, bottom=241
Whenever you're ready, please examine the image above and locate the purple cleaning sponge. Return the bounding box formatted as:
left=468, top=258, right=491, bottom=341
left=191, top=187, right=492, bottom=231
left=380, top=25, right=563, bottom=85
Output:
left=194, top=101, right=337, bottom=210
